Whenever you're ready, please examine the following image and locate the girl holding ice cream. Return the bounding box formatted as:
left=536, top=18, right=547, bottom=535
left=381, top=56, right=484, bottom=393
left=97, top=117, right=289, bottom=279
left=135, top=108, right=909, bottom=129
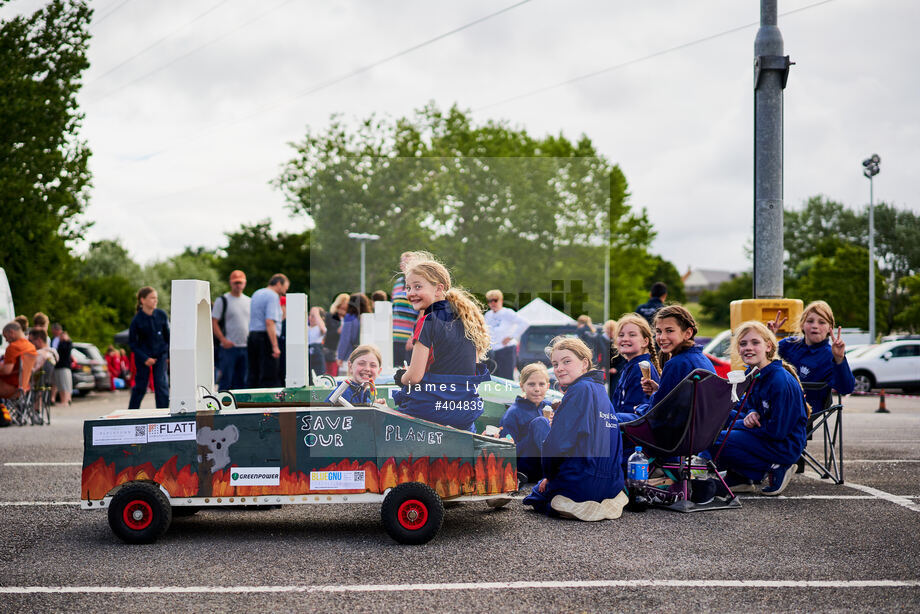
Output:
left=611, top=313, right=661, bottom=424
left=499, top=362, right=553, bottom=482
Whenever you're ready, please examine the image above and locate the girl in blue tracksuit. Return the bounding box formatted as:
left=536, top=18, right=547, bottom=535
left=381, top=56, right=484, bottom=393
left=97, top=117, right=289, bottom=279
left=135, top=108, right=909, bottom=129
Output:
left=499, top=362, right=552, bottom=482
left=768, top=300, right=855, bottom=412
left=523, top=336, right=626, bottom=521
left=325, top=345, right=388, bottom=406
left=703, top=321, right=808, bottom=496
left=633, top=305, right=715, bottom=415
left=611, top=313, right=661, bottom=423
left=391, top=254, right=490, bottom=431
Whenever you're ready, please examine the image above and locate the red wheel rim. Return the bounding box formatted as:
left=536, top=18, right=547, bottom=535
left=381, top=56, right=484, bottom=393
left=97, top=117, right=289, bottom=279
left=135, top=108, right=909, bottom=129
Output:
left=397, top=499, right=428, bottom=530
left=123, top=499, right=153, bottom=530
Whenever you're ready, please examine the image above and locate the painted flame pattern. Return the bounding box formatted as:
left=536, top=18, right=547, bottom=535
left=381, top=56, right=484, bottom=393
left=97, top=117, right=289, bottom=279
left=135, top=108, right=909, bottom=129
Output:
left=81, top=451, right=516, bottom=500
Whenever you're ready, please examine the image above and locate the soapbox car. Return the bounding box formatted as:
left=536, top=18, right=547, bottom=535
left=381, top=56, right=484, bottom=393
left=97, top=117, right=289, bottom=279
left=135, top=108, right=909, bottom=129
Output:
left=80, top=282, right=518, bottom=545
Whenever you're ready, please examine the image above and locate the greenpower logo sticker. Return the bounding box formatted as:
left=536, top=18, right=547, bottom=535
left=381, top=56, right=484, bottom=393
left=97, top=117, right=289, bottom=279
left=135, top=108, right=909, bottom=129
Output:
left=229, top=467, right=281, bottom=486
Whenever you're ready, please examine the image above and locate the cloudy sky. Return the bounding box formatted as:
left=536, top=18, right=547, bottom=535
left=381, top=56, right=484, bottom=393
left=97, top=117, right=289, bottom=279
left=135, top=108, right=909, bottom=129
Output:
left=4, top=0, right=918, bottom=276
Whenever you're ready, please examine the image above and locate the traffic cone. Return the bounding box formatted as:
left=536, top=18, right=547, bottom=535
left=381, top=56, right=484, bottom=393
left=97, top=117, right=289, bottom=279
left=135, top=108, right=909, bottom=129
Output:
left=876, top=389, right=890, bottom=413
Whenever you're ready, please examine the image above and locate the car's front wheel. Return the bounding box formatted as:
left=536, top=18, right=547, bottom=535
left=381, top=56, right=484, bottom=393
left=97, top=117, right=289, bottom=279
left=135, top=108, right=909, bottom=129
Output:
left=853, top=371, right=875, bottom=394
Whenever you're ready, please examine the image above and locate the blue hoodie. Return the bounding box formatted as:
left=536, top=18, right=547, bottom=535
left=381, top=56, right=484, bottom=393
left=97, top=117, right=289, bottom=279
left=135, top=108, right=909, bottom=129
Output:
left=538, top=370, right=624, bottom=502
left=612, top=353, right=661, bottom=424
left=500, top=396, right=550, bottom=442
left=731, top=360, right=809, bottom=465
left=778, top=337, right=855, bottom=411
left=633, top=345, right=714, bottom=416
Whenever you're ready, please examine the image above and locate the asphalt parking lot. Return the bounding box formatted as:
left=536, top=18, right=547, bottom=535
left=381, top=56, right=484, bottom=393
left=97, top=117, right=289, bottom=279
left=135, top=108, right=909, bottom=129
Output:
left=1, top=390, right=918, bottom=613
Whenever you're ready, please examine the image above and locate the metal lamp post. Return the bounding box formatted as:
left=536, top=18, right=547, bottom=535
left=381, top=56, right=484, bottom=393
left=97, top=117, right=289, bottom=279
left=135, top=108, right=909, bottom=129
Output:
left=862, top=154, right=880, bottom=342
left=347, top=232, right=380, bottom=295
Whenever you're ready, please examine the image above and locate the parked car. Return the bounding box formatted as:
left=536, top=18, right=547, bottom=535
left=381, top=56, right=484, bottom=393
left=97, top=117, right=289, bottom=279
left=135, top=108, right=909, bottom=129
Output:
left=847, top=340, right=920, bottom=393
left=70, top=351, right=96, bottom=396
left=73, top=342, right=111, bottom=392
left=515, top=324, right=580, bottom=370
left=701, top=329, right=732, bottom=378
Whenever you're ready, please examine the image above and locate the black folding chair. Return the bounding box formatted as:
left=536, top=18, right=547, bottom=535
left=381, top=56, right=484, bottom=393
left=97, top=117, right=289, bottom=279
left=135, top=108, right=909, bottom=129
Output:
left=799, top=381, right=844, bottom=484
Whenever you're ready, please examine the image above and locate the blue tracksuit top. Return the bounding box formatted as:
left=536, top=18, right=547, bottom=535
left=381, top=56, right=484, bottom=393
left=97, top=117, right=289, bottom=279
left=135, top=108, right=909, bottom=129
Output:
left=612, top=353, right=661, bottom=424
left=499, top=396, right=550, bottom=442
left=731, top=360, right=808, bottom=464
left=777, top=337, right=855, bottom=411
left=633, top=345, right=714, bottom=416
left=324, top=380, right=375, bottom=405
left=540, top=370, right=624, bottom=500
left=414, top=300, right=477, bottom=376
left=129, top=308, right=170, bottom=363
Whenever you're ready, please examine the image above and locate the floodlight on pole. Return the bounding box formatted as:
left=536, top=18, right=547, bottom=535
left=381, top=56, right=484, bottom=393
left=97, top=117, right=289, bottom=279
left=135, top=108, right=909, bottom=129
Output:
left=862, top=154, right=880, bottom=342
left=347, top=232, right=380, bottom=295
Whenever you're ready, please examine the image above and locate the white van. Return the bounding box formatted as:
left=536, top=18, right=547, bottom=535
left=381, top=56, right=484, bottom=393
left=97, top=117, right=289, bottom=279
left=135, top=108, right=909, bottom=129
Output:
left=0, top=268, right=15, bottom=353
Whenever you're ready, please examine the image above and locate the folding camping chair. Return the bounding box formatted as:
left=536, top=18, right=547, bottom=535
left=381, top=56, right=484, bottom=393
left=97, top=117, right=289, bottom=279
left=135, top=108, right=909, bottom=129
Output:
left=620, top=368, right=754, bottom=513
left=5, top=354, right=36, bottom=426
left=799, top=381, right=844, bottom=484
left=29, top=360, right=55, bottom=426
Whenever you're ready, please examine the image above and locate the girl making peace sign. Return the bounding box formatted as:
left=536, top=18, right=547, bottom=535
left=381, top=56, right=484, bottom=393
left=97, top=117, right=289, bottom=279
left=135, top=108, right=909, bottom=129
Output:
left=767, top=300, right=855, bottom=412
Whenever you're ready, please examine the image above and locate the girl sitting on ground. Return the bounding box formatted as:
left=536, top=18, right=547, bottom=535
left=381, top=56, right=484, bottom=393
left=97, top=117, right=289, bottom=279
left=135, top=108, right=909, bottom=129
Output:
left=499, top=362, right=552, bottom=482
left=768, top=300, right=855, bottom=412
left=611, top=313, right=661, bottom=424
left=391, top=253, right=491, bottom=431
left=522, top=336, right=626, bottom=521
left=325, top=344, right=387, bottom=406
left=635, top=305, right=715, bottom=414
left=701, top=321, right=808, bottom=496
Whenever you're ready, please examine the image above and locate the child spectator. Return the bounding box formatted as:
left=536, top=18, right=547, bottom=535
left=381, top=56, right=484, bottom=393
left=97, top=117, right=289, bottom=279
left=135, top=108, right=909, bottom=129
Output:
left=50, top=323, right=73, bottom=406
left=391, top=253, right=491, bottom=431
left=522, top=336, right=626, bottom=521
left=611, top=313, right=661, bottom=423
left=499, top=362, right=552, bottom=482
left=768, top=301, right=855, bottom=412
left=325, top=344, right=387, bottom=406
left=702, top=321, right=808, bottom=496
left=635, top=305, right=715, bottom=413
left=392, top=253, right=419, bottom=367
left=105, top=345, right=121, bottom=390
left=371, top=290, right=388, bottom=302
left=32, top=312, right=49, bottom=331
left=128, top=286, right=170, bottom=409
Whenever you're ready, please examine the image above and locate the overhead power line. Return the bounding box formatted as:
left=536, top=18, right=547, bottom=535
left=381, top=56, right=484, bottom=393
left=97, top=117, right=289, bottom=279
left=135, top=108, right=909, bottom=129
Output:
left=136, top=0, right=533, bottom=159
left=475, top=0, right=838, bottom=112
left=91, top=0, right=129, bottom=27
left=88, top=0, right=299, bottom=103
left=88, top=0, right=232, bottom=86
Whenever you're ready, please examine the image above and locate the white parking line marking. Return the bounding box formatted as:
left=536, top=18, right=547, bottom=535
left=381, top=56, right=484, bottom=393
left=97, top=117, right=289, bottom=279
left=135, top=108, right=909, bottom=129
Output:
left=4, top=462, right=82, bottom=466
left=803, top=474, right=920, bottom=513
left=1, top=579, right=919, bottom=594
left=0, top=501, right=80, bottom=507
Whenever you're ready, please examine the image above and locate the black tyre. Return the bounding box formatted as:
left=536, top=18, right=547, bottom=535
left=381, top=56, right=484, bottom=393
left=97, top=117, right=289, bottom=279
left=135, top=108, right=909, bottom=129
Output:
left=381, top=482, right=444, bottom=545
left=108, top=482, right=172, bottom=544
left=853, top=371, right=874, bottom=394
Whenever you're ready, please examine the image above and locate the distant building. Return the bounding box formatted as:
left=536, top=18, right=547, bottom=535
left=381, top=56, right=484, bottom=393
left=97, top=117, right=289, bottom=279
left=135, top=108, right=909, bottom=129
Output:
left=682, top=268, right=745, bottom=302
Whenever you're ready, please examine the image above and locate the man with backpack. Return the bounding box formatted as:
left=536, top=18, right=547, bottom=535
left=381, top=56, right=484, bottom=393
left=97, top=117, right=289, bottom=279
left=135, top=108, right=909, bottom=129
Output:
left=212, top=270, right=251, bottom=390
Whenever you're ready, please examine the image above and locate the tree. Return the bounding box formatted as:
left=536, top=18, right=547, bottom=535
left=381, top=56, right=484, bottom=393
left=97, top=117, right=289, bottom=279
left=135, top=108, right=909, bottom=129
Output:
left=0, top=0, right=92, bottom=317
left=276, top=103, right=655, bottom=320
left=785, top=196, right=919, bottom=333
left=219, top=220, right=310, bottom=294
left=796, top=243, right=886, bottom=331
left=699, top=273, right=752, bottom=326
left=895, top=274, right=920, bottom=333
left=142, top=247, right=226, bottom=313
left=642, top=255, right=686, bottom=305
left=79, top=239, right=143, bottom=284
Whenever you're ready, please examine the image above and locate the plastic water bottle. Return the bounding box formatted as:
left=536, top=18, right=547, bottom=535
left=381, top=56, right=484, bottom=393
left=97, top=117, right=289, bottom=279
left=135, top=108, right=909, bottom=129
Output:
left=627, top=446, right=649, bottom=489
left=626, top=446, right=650, bottom=512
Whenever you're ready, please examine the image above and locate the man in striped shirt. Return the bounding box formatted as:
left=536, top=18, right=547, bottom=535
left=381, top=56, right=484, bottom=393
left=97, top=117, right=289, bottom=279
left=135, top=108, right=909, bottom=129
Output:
left=392, top=252, right=419, bottom=367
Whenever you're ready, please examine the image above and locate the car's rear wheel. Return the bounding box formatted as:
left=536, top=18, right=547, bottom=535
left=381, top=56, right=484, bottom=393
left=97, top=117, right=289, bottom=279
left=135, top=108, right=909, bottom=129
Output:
left=853, top=371, right=875, bottom=394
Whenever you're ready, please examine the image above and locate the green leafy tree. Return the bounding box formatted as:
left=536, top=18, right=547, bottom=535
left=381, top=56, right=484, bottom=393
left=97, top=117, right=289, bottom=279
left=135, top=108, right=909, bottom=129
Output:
left=142, top=247, right=226, bottom=313
left=219, top=220, right=310, bottom=294
left=277, top=104, right=654, bottom=320
left=795, top=243, right=885, bottom=331
left=642, top=255, right=686, bottom=305
left=699, top=273, right=752, bottom=326
left=79, top=239, right=143, bottom=284
left=0, top=0, right=92, bottom=317
left=894, top=274, right=920, bottom=333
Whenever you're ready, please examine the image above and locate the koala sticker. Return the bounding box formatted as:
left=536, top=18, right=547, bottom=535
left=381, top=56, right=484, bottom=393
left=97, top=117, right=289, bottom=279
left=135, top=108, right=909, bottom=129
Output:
left=196, top=425, right=239, bottom=473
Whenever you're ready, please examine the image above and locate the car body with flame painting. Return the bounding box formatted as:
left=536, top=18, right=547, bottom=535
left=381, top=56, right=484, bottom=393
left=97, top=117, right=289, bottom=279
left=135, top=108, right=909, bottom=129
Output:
left=81, top=397, right=518, bottom=545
